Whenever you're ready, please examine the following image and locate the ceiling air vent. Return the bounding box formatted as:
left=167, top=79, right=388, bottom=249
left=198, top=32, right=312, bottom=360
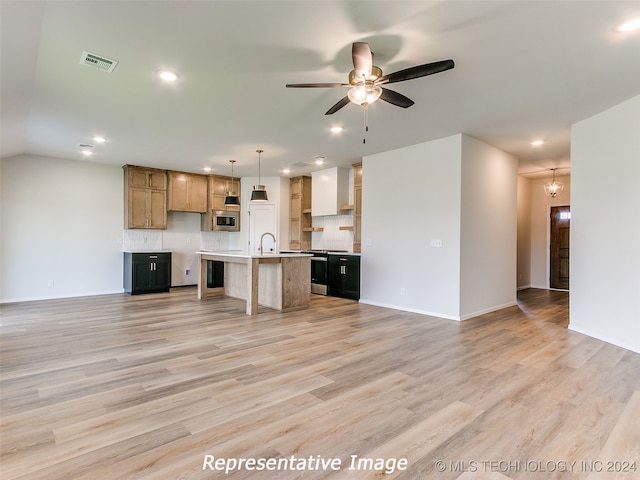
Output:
left=79, top=51, right=118, bottom=73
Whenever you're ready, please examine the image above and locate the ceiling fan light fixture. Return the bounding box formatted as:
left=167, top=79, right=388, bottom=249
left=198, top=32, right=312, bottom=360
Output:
left=347, top=83, right=382, bottom=106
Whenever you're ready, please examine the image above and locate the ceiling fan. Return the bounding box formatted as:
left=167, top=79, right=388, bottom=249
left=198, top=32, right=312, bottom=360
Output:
left=286, top=42, right=455, bottom=115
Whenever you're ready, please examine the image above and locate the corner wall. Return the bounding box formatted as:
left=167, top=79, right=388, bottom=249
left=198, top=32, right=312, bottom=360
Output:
left=360, top=134, right=518, bottom=321
left=360, top=134, right=463, bottom=319
left=517, top=176, right=532, bottom=289
left=570, top=94, right=640, bottom=353
left=460, top=136, right=518, bottom=319
left=1, top=155, right=124, bottom=302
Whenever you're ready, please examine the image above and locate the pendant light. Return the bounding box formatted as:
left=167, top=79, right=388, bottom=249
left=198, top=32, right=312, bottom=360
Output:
left=251, top=149, right=268, bottom=201
left=544, top=168, right=564, bottom=198
left=224, top=160, right=240, bottom=206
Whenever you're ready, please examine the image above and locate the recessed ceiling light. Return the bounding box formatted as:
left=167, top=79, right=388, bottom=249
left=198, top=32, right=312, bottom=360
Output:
left=203, top=167, right=212, bottom=173
left=615, top=16, right=640, bottom=32
left=81, top=149, right=94, bottom=156
left=157, top=70, right=178, bottom=81
left=531, top=139, right=544, bottom=146
left=330, top=126, right=344, bottom=133
left=282, top=168, right=291, bottom=175
left=93, top=136, right=106, bottom=143
left=313, top=155, right=326, bottom=165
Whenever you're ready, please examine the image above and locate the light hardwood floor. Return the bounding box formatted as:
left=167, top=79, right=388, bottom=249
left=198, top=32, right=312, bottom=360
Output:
left=1, top=288, right=638, bottom=479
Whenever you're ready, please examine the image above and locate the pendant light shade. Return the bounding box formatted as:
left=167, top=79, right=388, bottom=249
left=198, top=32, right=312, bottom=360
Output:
left=224, top=159, right=240, bottom=206
left=251, top=149, right=268, bottom=202
left=544, top=168, right=564, bottom=198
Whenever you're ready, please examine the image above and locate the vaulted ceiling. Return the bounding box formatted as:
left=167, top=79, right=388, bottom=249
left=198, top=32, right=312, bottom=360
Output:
left=2, top=1, right=639, bottom=179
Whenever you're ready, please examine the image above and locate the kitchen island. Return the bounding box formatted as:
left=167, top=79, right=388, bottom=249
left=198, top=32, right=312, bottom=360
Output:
left=196, top=251, right=312, bottom=315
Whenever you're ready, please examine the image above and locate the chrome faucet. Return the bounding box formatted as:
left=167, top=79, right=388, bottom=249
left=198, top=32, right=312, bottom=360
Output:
left=259, top=232, right=276, bottom=255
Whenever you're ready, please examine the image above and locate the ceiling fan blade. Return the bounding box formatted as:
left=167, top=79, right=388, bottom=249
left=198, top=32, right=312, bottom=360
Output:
left=377, top=59, right=455, bottom=84
left=352, top=42, right=373, bottom=80
left=286, top=83, right=346, bottom=88
left=379, top=88, right=415, bottom=108
left=325, top=96, right=351, bottom=115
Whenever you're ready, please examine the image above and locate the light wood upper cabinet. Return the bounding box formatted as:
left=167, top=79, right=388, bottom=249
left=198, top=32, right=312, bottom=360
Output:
left=123, top=165, right=167, bottom=229
left=353, top=162, right=362, bottom=253
left=289, top=176, right=311, bottom=250
left=201, top=174, right=240, bottom=231
left=167, top=171, right=208, bottom=213
left=208, top=174, right=239, bottom=211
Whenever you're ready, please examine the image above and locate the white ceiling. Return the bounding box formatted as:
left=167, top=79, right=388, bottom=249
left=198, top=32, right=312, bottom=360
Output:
left=2, top=1, right=639, bottom=180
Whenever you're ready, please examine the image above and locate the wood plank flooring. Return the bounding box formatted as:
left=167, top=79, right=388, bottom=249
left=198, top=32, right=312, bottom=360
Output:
left=1, top=288, right=638, bottom=479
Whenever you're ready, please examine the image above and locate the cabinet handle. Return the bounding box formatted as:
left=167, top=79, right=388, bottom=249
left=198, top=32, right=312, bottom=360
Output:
left=149, top=256, right=158, bottom=259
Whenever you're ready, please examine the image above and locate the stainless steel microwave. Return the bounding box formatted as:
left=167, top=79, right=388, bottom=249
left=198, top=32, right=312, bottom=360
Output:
left=212, top=210, right=240, bottom=232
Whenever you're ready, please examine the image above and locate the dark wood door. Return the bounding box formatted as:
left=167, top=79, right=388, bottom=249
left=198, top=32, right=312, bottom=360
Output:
left=550, top=206, right=570, bottom=290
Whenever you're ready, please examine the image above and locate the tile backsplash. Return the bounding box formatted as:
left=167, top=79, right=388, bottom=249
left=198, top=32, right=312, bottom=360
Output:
left=311, top=214, right=354, bottom=252
left=122, top=229, right=163, bottom=251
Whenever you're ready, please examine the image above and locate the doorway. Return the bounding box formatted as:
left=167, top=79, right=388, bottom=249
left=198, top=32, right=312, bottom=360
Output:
left=249, top=203, right=277, bottom=255
left=550, top=205, right=570, bottom=290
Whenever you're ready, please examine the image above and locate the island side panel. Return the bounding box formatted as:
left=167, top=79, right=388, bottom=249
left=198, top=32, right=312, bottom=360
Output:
left=224, top=263, right=248, bottom=300
left=247, top=258, right=259, bottom=315
left=258, top=263, right=283, bottom=311
left=281, top=256, right=311, bottom=311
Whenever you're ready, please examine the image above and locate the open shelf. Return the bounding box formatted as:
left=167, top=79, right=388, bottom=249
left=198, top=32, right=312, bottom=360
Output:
left=303, top=227, right=324, bottom=232
left=339, top=226, right=354, bottom=231
left=340, top=204, right=354, bottom=211
left=302, top=208, right=312, bottom=214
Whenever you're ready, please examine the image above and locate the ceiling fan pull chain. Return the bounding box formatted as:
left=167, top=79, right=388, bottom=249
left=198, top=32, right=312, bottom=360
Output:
left=363, top=104, right=369, bottom=144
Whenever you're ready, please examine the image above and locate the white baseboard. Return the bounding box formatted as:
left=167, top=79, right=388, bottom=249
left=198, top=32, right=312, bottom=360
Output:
left=568, top=325, right=640, bottom=354
left=358, top=298, right=461, bottom=321
left=0, top=289, right=125, bottom=305
left=459, top=301, right=518, bottom=321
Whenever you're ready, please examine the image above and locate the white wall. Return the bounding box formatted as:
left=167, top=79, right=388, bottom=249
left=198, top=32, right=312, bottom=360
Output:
left=163, top=212, right=202, bottom=286
left=360, top=134, right=463, bottom=319
left=529, top=174, right=571, bottom=288
left=517, top=176, right=532, bottom=289
left=570, top=94, right=640, bottom=354
left=1, top=155, right=123, bottom=301
left=360, top=134, right=518, bottom=321
left=0, top=155, right=289, bottom=302
left=459, top=136, right=518, bottom=319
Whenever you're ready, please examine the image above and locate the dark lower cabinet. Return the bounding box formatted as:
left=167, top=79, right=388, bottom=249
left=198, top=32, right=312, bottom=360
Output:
left=124, top=252, right=172, bottom=294
left=207, top=260, right=224, bottom=288
left=328, top=254, right=360, bottom=300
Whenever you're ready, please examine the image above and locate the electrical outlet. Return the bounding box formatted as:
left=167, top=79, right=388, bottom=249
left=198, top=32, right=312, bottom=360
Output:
left=400, top=287, right=406, bottom=296
left=48, top=280, right=55, bottom=287
left=185, top=269, right=191, bottom=276
left=430, top=239, right=443, bottom=248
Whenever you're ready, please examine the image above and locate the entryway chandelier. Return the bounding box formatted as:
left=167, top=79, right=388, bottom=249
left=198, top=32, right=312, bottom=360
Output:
left=544, top=168, right=564, bottom=198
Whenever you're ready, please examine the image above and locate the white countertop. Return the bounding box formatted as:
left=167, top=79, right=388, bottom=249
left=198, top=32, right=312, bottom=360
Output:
left=123, top=250, right=172, bottom=253
left=196, top=250, right=312, bottom=258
